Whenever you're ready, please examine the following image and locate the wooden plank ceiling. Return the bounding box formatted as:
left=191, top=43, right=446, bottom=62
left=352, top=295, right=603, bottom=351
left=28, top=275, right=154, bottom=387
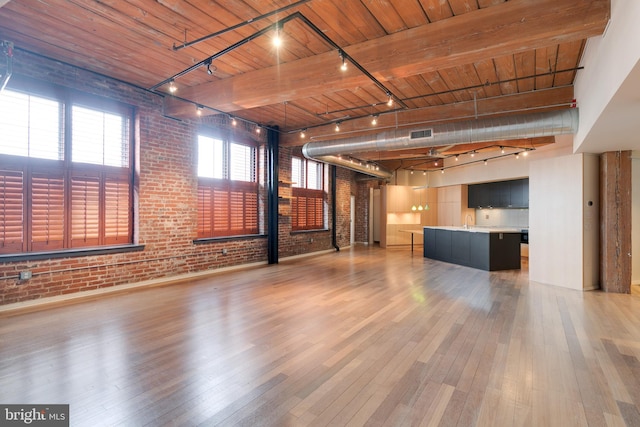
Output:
left=0, top=0, right=610, bottom=171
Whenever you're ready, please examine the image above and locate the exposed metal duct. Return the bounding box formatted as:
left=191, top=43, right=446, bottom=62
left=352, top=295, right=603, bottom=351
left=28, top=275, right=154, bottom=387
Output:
left=313, top=155, right=393, bottom=180
left=302, top=109, right=579, bottom=163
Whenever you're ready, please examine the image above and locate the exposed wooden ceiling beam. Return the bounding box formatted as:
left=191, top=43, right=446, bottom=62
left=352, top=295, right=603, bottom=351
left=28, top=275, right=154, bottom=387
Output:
left=279, top=86, right=575, bottom=145
left=164, top=0, right=608, bottom=118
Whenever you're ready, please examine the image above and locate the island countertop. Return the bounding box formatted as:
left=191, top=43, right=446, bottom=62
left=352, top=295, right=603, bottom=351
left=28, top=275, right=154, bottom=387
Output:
left=423, top=226, right=524, bottom=233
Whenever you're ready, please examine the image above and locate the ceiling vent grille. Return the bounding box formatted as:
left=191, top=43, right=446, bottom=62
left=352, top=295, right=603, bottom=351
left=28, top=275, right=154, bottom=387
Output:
left=410, top=128, right=433, bottom=139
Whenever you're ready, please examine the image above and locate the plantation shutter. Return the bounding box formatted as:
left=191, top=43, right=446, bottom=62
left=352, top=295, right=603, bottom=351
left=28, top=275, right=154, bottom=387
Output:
left=314, top=197, right=324, bottom=228
left=0, top=170, right=24, bottom=253
left=292, top=188, right=324, bottom=231
left=197, top=186, right=213, bottom=238
left=230, top=190, right=244, bottom=231
left=245, top=191, right=258, bottom=232
left=31, top=172, right=65, bottom=251
left=212, top=187, right=229, bottom=234
left=104, top=175, right=131, bottom=244
left=71, top=175, right=100, bottom=247
left=197, top=180, right=259, bottom=237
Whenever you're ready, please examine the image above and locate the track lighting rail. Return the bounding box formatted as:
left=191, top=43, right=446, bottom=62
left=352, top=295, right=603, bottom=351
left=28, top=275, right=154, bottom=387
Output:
left=151, top=11, right=407, bottom=114
left=172, top=0, right=312, bottom=51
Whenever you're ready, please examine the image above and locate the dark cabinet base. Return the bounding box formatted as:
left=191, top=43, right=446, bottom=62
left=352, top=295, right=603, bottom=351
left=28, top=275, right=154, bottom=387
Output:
left=424, top=228, right=521, bottom=271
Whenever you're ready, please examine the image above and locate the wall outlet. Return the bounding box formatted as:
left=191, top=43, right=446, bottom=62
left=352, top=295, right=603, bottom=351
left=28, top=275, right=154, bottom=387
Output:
left=19, top=271, right=32, bottom=280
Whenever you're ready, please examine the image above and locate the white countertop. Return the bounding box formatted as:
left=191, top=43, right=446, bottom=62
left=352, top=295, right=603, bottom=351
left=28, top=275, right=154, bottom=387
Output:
left=423, top=226, right=524, bottom=233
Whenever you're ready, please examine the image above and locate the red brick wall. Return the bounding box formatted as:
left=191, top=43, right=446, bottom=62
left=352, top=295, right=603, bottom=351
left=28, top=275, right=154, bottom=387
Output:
left=0, top=51, right=361, bottom=306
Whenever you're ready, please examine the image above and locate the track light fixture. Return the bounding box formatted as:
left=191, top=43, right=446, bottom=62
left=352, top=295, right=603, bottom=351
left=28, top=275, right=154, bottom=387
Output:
left=300, top=129, right=306, bottom=139
left=204, top=58, right=215, bottom=75
left=335, top=122, right=341, bottom=132
left=273, top=22, right=283, bottom=48
left=196, top=105, right=203, bottom=116
left=256, top=126, right=261, bottom=134
left=168, top=79, right=177, bottom=93
left=371, top=115, right=378, bottom=125
left=386, top=93, right=393, bottom=107
left=500, top=146, right=505, bottom=154
left=230, top=116, right=237, bottom=126
left=339, top=50, right=347, bottom=71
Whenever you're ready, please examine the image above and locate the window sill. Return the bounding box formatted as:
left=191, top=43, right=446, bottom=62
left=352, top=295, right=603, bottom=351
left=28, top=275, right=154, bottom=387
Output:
left=0, top=244, right=145, bottom=263
left=193, top=234, right=267, bottom=244
left=290, top=229, right=330, bottom=234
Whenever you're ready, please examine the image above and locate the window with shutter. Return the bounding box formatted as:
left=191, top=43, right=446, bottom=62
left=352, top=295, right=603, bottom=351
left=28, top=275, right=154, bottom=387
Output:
left=0, top=87, right=134, bottom=255
left=196, top=132, right=259, bottom=238
left=291, top=157, right=326, bottom=231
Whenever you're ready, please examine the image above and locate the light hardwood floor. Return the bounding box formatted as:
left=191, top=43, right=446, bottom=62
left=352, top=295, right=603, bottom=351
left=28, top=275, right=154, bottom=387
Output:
left=1, top=246, right=640, bottom=426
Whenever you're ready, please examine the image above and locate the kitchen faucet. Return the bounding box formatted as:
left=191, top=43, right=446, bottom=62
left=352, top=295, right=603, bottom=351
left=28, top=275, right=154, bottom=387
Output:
left=464, top=214, right=473, bottom=229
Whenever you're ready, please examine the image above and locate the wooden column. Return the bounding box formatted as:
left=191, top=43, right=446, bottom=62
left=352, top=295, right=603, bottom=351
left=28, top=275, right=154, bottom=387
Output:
left=600, top=151, right=632, bottom=293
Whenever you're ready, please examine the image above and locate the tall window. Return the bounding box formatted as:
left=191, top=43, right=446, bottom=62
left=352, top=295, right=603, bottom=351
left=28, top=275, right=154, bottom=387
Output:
left=0, top=88, right=132, bottom=255
left=197, top=134, right=258, bottom=238
left=291, top=157, right=326, bottom=231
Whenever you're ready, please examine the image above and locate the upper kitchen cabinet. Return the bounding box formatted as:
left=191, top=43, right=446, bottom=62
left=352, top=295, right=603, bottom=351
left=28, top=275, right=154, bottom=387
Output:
left=508, top=179, right=529, bottom=208
left=386, top=185, right=413, bottom=212
left=468, top=179, right=529, bottom=209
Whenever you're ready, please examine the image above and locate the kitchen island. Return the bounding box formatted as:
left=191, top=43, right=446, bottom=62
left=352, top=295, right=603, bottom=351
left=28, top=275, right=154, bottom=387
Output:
left=423, top=226, right=522, bottom=271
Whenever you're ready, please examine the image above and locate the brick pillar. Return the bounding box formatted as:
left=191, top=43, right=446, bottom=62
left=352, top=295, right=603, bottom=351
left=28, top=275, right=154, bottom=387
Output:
left=600, top=151, right=632, bottom=293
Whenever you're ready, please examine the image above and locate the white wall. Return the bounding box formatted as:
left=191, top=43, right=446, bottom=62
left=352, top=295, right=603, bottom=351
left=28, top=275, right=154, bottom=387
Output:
left=633, top=154, right=640, bottom=285
left=529, top=153, right=599, bottom=291
left=574, top=0, right=640, bottom=153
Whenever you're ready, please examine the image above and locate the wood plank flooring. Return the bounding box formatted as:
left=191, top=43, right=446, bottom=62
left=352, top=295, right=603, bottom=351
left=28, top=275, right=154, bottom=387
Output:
left=2, top=246, right=640, bottom=426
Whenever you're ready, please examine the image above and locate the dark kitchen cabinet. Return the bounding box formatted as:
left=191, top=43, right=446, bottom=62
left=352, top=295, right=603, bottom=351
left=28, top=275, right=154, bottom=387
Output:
left=489, top=181, right=510, bottom=207
left=468, top=185, right=478, bottom=208
left=450, top=230, right=470, bottom=265
left=508, top=179, right=529, bottom=208
left=424, top=227, right=521, bottom=271
left=468, top=178, right=528, bottom=208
